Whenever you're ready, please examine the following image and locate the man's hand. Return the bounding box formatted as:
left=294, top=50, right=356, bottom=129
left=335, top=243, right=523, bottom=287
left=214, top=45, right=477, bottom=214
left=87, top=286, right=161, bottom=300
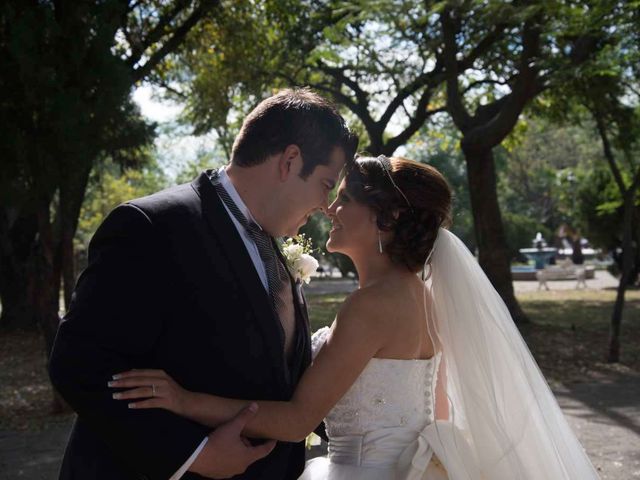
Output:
left=188, top=403, right=276, bottom=479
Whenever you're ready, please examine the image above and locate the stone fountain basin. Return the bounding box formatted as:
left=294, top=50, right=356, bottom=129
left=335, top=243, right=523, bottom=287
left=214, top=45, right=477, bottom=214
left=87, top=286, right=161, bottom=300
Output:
left=510, top=265, right=596, bottom=281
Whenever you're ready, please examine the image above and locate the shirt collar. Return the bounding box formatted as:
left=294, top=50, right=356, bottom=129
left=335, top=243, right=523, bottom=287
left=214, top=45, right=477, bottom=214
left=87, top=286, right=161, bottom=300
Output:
left=217, top=166, right=264, bottom=230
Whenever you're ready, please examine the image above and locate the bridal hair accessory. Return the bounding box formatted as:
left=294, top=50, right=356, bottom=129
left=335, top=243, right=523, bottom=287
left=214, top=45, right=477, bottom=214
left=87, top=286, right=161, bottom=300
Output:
left=375, top=155, right=412, bottom=210
left=282, top=234, right=319, bottom=284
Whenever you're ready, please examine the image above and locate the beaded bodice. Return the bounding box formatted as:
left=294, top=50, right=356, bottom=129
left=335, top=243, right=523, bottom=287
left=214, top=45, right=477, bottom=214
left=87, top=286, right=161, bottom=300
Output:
left=311, top=327, right=440, bottom=439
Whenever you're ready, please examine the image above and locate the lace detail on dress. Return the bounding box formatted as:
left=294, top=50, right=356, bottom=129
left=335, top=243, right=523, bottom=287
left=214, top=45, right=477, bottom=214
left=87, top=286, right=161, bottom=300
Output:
left=301, top=327, right=446, bottom=479
left=311, top=326, right=331, bottom=360
left=324, top=354, right=441, bottom=438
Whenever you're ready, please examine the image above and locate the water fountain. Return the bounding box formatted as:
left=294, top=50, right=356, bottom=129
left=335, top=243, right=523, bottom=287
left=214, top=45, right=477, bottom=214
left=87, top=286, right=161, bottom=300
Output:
left=511, top=233, right=557, bottom=280
left=519, top=232, right=558, bottom=269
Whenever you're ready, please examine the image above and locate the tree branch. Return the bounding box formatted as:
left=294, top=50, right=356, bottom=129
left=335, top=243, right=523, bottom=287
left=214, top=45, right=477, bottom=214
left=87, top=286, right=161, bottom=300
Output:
left=384, top=87, right=441, bottom=154
left=378, top=62, right=444, bottom=129
left=595, top=113, right=627, bottom=195
left=462, top=77, right=511, bottom=96
left=314, top=62, right=381, bottom=142
left=130, top=0, right=220, bottom=83
left=126, top=0, right=192, bottom=68
left=462, top=19, right=542, bottom=151
left=441, top=8, right=472, bottom=132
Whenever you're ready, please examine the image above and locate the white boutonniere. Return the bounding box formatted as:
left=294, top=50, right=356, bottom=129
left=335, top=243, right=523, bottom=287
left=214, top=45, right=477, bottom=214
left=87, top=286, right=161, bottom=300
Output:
left=282, top=234, right=319, bottom=285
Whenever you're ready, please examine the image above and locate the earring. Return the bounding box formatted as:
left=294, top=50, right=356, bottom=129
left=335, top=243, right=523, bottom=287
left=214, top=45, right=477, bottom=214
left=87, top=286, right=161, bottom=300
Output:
left=378, top=230, right=383, bottom=253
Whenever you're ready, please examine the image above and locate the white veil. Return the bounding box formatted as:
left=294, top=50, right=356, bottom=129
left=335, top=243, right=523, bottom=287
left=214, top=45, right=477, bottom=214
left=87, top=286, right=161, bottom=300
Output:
left=422, top=228, right=600, bottom=479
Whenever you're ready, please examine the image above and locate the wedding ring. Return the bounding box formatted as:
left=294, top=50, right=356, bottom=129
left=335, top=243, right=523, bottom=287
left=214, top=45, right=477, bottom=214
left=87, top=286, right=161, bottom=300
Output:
left=151, top=384, right=156, bottom=397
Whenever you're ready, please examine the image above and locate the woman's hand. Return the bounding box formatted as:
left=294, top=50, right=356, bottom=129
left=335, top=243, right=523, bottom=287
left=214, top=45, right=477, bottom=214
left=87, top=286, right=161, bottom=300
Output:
left=108, top=369, right=190, bottom=416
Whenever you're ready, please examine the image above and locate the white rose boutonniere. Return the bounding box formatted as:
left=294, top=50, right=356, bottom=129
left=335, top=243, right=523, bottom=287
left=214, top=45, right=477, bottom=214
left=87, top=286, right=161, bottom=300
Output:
left=282, top=234, right=319, bottom=284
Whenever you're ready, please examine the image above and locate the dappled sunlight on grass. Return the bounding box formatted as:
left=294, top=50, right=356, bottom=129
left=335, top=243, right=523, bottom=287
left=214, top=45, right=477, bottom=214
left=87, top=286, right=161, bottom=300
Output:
left=307, top=294, right=345, bottom=332
left=518, top=288, right=640, bottom=385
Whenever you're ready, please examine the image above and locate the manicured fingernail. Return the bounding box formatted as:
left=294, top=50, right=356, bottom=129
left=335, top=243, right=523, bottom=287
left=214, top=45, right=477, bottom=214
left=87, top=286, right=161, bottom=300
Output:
left=107, top=381, right=114, bottom=387
left=128, top=403, right=136, bottom=409
left=112, top=374, right=121, bottom=380
left=248, top=402, right=258, bottom=412
left=112, top=393, right=121, bottom=399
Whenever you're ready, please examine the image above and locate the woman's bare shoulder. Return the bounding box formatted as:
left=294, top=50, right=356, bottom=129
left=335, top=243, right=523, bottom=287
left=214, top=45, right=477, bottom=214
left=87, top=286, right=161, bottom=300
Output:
left=336, top=283, right=399, bottom=330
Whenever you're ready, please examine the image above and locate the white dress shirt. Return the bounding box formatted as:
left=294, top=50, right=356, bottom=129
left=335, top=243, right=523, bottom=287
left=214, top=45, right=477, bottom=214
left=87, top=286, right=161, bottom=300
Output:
left=169, top=167, right=269, bottom=479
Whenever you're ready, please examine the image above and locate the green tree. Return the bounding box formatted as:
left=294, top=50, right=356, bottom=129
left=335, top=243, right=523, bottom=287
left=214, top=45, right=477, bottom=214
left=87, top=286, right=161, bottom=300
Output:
left=498, top=118, right=603, bottom=253
left=171, top=0, right=633, bottom=323
left=0, top=1, right=220, bottom=413
left=541, top=2, right=640, bottom=361
left=0, top=1, right=219, bottom=342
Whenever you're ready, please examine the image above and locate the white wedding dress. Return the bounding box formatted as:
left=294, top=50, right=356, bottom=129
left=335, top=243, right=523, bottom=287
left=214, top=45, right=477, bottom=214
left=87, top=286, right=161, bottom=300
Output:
left=299, top=327, right=453, bottom=480
left=299, top=229, right=600, bottom=480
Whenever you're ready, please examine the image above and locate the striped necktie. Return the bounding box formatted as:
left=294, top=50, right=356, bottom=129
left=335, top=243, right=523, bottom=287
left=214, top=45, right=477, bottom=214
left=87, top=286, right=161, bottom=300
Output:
left=209, top=170, right=296, bottom=357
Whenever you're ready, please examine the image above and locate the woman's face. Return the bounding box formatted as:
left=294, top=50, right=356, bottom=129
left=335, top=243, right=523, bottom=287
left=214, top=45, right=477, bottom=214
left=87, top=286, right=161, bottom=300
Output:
left=325, top=178, right=378, bottom=256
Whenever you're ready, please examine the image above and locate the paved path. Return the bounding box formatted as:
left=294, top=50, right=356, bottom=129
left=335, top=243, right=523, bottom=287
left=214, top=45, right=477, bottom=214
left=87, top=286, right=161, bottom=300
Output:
left=2, top=374, right=638, bottom=479
left=306, top=269, right=620, bottom=296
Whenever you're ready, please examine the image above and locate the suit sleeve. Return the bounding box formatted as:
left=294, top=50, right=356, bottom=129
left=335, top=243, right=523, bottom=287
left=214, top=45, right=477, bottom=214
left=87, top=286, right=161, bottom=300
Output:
left=49, top=203, right=209, bottom=479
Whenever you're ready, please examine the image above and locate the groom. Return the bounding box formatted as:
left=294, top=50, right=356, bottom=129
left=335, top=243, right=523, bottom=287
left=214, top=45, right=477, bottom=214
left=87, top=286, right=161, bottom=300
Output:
left=49, top=88, right=358, bottom=480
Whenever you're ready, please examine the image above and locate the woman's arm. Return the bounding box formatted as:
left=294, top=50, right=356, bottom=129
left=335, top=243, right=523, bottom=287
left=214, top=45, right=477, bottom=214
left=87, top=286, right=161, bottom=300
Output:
left=110, top=289, right=390, bottom=442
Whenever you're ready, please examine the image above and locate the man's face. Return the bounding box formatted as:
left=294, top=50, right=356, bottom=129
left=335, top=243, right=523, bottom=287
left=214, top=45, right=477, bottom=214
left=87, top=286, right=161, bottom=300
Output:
left=277, top=146, right=347, bottom=237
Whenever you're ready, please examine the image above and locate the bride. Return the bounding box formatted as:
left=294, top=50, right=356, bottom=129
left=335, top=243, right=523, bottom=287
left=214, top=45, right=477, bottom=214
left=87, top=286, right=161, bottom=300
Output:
left=110, top=155, right=600, bottom=479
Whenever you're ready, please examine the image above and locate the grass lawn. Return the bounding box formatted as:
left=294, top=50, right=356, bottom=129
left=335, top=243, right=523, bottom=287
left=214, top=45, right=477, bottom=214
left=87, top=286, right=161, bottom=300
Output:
left=1, top=287, right=638, bottom=430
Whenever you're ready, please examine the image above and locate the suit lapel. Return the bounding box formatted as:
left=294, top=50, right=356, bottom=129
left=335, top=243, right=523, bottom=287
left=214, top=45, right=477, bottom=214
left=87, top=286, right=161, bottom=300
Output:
left=191, top=171, right=288, bottom=392
left=273, top=241, right=312, bottom=383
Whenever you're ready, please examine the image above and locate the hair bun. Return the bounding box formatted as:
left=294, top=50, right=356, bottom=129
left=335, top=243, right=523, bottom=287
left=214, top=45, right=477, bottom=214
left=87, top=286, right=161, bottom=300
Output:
left=346, top=156, right=452, bottom=273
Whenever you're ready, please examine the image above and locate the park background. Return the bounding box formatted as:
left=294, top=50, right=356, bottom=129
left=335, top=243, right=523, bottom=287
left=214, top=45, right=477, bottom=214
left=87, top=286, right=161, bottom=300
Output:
left=0, top=1, right=638, bottom=478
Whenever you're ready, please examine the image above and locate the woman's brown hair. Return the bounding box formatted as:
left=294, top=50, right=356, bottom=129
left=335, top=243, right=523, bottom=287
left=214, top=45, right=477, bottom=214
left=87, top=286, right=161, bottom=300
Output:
left=344, top=156, right=452, bottom=273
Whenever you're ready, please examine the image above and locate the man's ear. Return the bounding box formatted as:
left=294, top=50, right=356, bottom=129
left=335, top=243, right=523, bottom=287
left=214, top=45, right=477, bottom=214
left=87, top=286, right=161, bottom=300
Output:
left=278, top=144, right=302, bottom=181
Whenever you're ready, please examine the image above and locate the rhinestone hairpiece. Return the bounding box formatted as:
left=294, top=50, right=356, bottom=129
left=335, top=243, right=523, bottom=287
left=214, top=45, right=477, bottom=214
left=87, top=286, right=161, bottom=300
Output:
left=375, top=155, right=412, bottom=209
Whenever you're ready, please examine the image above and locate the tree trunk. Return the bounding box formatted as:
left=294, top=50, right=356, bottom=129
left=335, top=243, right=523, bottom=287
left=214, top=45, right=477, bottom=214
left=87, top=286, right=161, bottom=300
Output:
left=0, top=259, right=37, bottom=330
left=33, top=197, right=69, bottom=412
left=58, top=162, right=92, bottom=311
left=62, top=233, right=75, bottom=311
left=608, top=189, right=637, bottom=362
left=0, top=209, right=39, bottom=330
left=463, top=146, right=529, bottom=324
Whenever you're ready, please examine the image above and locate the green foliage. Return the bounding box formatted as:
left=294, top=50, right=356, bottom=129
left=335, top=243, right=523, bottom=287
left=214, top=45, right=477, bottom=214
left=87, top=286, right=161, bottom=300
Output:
left=0, top=1, right=155, bottom=206
left=498, top=117, right=603, bottom=241
left=173, top=145, right=228, bottom=184
left=576, top=166, right=640, bottom=249
left=75, top=159, right=169, bottom=270
left=161, top=0, right=308, bottom=149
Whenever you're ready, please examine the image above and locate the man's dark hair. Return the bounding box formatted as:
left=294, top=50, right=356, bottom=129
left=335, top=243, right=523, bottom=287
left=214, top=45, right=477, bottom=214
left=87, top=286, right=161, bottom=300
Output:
left=231, top=88, right=358, bottom=178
